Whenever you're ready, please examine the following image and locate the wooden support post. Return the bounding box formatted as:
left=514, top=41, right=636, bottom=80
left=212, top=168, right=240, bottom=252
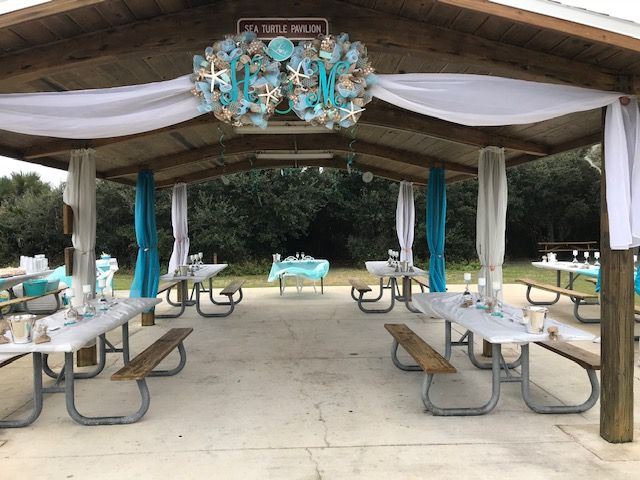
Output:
left=76, top=344, right=97, bottom=367
left=64, top=247, right=74, bottom=277
left=141, top=310, right=155, bottom=327
left=482, top=341, right=492, bottom=357
left=599, top=107, right=635, bottom=443
left=63, top=203, right=73, bottom=235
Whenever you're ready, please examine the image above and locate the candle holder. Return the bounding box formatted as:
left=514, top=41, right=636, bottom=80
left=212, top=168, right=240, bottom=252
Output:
left=476, top=277, right=486, bottom=307
left=463, top=272, right=471, bottom=294
left=572, top=250, right=579, bottom=263
left=594, top=251, right=600, bottom=266
left=491, top=282, right=502, bottom=316
left=583, top=251, right=590, bottom=266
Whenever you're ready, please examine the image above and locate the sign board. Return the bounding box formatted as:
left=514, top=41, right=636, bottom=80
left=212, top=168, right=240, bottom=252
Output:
left=237, top=18, right=329, bottom=40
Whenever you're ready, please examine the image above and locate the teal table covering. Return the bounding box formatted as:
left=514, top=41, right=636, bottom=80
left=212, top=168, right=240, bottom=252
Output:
left=268, top=260, right=330, bottom=282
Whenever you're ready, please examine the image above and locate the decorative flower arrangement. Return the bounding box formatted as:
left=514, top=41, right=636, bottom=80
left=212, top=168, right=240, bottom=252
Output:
left=192, top=32, right=375, bottom=129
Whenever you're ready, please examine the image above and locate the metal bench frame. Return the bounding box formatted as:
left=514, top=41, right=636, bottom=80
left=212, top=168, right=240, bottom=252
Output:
left=0, top=324, right=188, bottom=428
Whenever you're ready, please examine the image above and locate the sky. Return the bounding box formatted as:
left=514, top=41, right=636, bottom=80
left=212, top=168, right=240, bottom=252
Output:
left=1, top=0, right=640, bottom=185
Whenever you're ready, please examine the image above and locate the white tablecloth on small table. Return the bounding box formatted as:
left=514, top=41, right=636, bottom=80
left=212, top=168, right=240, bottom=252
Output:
left=365, top=261, right=427, bottom=278
left=411, top=292, right=595, bottom=344
left=531, top=261, right=599, bottom=278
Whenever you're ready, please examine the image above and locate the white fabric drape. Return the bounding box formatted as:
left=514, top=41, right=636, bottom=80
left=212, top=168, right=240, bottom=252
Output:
left=63, top=148, right=96, bottom=306
left=371, top=73, right=620, bottom=126
left=604, top=99, right=640, bottom=249
left=476, top=147, right=507, bottom=299
left=396, top=181, right=415, bottom=264
left=168, top=183, right=190, bottom=273
left=0, top=71, right=638, bottom=249
left=0, top=75, right=200, bottom=139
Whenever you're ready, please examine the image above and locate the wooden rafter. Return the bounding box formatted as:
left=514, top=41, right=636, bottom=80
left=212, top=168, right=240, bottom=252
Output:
left=101, top=134, right=478, bottom=179
left=154, top=156, right=428, bottom=188
left=437, top=0, right=640, bottom=53
left=505, top=131, right=601, bottom=168
left=0, top=0, right=627, bottom=92
left=0, top=0, right=106, bottom=30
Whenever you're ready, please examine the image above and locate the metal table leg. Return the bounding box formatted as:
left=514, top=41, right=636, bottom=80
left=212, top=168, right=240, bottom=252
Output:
left=0, top=354, right=44, bottom=428
left=194, top=282, right=234, bottom=317
left=357, top=278, right=396, bottom=313
left=156, top=280, right=188, bottom=318
left=520, top=344, right=599, bottom=413
left=64, top=352, right=150, bottom=425
left=208, top=278, right=243, bottom=306
left=422, top=344, right=502, bottom=416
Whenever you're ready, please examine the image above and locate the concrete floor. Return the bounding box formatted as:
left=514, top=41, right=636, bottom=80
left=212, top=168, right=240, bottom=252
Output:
left=1, top=283, right=639, bottom=479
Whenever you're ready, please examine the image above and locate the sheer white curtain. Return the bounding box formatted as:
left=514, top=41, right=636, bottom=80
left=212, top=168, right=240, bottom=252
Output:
left=476, top=147, right=507, bottom=299
left=168, top=183, right=189, bottom=273
left=62, top=148, right=96, bottom=306
left=0, top=75, right=200, bottom=139
left=604, top=98, right=640, bottom=249
left=396, top=181, right=415, bottom=264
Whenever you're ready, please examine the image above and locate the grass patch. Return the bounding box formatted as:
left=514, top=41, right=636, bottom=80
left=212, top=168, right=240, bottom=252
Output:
left=112, top=261, right=598, bottom=294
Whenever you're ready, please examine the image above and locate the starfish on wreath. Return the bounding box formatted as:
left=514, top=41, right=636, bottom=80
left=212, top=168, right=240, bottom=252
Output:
left=339, top=101, right=366, bottom=123
left=201, top=62, right=229, bottom=93
left=286, top=62, right=310, bottom=86
left=258, top=83, right=282, bottom=105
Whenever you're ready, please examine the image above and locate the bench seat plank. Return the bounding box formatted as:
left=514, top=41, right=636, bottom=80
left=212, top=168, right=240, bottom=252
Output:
left=516, top=278, right=598, bottom=300
left=157, top=281, right=179, bottom=295
left=385, top=323, right=456, bottom=374
left=535, top=341, right=600, bottom=370
left=220, top=280, right=245, bottom=296
left=112, top=328, right=193, bottom=381
left=349, top=278, right=372, bottom=293
left=0, top=287, right=65, bottom=309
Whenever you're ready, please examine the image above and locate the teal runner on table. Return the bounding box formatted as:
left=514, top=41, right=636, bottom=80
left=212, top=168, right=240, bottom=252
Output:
left=426, top=167, right=446, bottom=292
left=130, top=170, right=160, bottom=302
left=268, top=260, right=330, bottom=283
left=595, top=266, right=640, bottom=294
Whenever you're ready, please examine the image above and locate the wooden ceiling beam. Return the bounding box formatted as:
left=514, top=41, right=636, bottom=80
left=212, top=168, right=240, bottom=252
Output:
left=0, top=143, right=72, bottom=174
left=0, top=0, right=626, bottom=93
left=0, top=0, right=106, bottom=30
left=505, top=131, right=601, bottom=168
left=101, top=134, right=477, bottom=179
left=154, top=156, right=428, bottom=188
left=363, top=103, right=550, bottom=155
left=437, top=0, right=640, bottom=53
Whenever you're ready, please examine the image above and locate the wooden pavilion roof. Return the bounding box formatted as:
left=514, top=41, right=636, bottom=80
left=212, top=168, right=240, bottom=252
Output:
left=0, top=0, right=638, bottom=187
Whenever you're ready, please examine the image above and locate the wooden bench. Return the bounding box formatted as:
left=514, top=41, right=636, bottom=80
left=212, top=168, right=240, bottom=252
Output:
left=412, top=276, right=430, bottom=292
left=349, top=278, right=371, bottom=295
left=112, top=327, right=193, bottom=380
left=385, top=323, right=456, bottom=414
left=516, top=277, right=600, bottom=323
left=0, top=287, right=65, bottom=316
left=157, top=281, right=179, bottom=295
left=221, top=279, right=244, bottom=299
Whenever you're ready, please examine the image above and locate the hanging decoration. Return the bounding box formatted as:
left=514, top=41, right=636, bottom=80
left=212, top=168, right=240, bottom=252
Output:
left=192, top=31, right=375, bottom=129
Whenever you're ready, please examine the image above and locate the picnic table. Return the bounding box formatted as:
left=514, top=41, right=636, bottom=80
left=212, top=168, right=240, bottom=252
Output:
left=0, top=297, right=193, bottom=427
left=157, top=264, right=243, bottom=318
left=407, top=292, right=598, bottom=416
left=354, top=261, right=428, bottom=313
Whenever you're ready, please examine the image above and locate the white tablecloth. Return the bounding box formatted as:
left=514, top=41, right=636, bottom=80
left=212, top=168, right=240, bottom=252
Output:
left=160, top=264, right=227, bottom=283
left=411, top=292, right=595, bottom=344
left=365, top=261, right=427, bottom=278
left=0, top=270, right=53, bottom=291
left=531, top=261, right=599, bottom=278
left=0, top=297, right=159, bottom=353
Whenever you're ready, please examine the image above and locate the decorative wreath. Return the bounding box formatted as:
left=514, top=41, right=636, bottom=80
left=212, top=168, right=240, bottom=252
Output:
left=192, top=31, right=375, bottom=129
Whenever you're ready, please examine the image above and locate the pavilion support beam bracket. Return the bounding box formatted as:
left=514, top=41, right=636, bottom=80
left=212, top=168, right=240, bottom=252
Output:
left=64, top=247, right=74, bottom=277
left=76, top=344, right=97, bottom=368
left=63, top=203, right=73, bottom=235
left=141, top=310, right=155, bottom=327
left=599, top=107, right=635, bottom=443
